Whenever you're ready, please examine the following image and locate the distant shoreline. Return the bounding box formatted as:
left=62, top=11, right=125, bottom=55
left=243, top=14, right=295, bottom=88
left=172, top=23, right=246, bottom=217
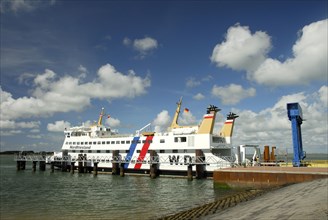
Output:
left=0, top=151, right=54, bottom=155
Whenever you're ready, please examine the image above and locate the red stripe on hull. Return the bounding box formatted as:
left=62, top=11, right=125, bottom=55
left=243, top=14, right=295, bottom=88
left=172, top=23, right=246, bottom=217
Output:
left=134, top=136, right=154, bottom=169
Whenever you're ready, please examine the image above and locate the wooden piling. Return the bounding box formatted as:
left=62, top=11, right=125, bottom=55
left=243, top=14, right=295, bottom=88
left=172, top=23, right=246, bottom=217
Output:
left=51, top=162, right=55, bottom=173
left=187, top=164, right=193, bottom=181
left=70, top=162, right=75, bottom=174
left=120, top=163, right=125, bottom=177
left=195, top=150, right=206, bottom=179
left=112, top=150, right=120, bottom=175
left=78, top=154, right=84, bottom=173
left=62, top=150, right=69, bottom=172
left=20, top=161, right=26, bottom=170
left=39, top=161, right=46, bottom=171
left=16, top=161, right=21, bottom=171
left=32, top=161, right=37, bottom=172
left=83, top=154, right=88, bottom=173
left=150, top=150, right=158, bottom=179
left=93, top=162, right=98, bottom=176
left=78, top=161, right=84, bottom=173
left=61, top=161, right=67, bottom=172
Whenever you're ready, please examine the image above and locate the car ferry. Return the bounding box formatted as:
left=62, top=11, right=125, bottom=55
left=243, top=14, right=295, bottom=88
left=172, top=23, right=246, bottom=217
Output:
left=58, top=98, right=238, bottom=176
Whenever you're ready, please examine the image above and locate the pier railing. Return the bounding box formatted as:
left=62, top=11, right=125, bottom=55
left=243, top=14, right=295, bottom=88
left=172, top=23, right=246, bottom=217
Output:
left=14, top=154, right=233, bottom=167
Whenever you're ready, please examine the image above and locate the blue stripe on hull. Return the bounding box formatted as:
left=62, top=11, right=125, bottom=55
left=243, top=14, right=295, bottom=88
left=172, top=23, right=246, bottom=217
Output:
left=124, top=136, right=140, bottom=169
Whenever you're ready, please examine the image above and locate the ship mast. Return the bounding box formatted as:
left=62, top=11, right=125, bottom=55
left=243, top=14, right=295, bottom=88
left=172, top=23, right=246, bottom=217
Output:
left=170, top=97, right=183, bottom=129
left=97, top=108, right=105, bottom=126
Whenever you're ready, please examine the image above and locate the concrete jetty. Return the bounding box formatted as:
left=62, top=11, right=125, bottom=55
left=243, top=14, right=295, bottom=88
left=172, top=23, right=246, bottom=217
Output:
left=203, top=178, right=328, bottom=220
left=158, top=178, right=327, bottom=220
left=213, top=167, right=328, bottom=188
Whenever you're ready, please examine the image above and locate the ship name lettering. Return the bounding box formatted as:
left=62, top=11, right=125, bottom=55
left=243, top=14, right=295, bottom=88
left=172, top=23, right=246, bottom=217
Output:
left=168, top=155, right=195, bottom=165
left=69, top=146, right=91, bottom=150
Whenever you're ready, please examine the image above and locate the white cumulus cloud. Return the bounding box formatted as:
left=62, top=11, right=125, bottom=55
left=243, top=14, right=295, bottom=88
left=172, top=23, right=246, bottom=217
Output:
left=105, top=117, right=121, bottom=128
left=211, top=84, right=256, bottom=105
left=0, top=0, right=56, bottom=13
left=252, top=19, right=328, bottom=86
left=0, top=63, right=150, bottom=121
left=47, top=120, right=71, bottom=132
left=133, top=37, right=158, bottom=53
left=179, top=111, right=197, bottom=126
left=211, top=23, right=271, bottom=72
left=211, top=19, right=328, bottom=86
left=124, top=36, right=158, bottom=59
left=152, top=110, right=171, bottom=133
left=193, top=93, right=205, bottom=100
left=186, top=77, right=201, bottom=88
left=232, top=86, right=328, bottom=153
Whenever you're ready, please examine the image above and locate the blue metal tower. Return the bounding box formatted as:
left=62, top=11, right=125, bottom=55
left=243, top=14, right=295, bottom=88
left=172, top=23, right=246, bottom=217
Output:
left=287, top=103, right=306, bottom=167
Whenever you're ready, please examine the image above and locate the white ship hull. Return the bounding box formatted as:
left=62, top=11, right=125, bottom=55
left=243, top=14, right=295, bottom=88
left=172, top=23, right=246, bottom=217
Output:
left=61, top=133, right=233, bottom=176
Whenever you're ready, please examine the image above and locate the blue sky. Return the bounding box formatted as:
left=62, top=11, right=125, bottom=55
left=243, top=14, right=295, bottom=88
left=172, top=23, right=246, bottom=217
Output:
left=1, top=0, right=327, bottom=154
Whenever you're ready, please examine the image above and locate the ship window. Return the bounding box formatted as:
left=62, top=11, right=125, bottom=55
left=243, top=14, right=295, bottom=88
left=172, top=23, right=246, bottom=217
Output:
left=73, top=142, right=76, bottom=145
left=93, top=142, right=96, bottom=145
left=102, top=141, right=105, bottom=144
left=160, top=139, right=165, bottom=143
left=85, top=142, right=88, bottom=145
left=148, top=140, right=152, bottom=143
left=212, top=137, right=224, bottom=143
left=126, top=140, right=130, bottom=144
left=121, top=141, right=125, bottom=144
left=137, top=140, right=141, bottom=143
left=160, top=150, right=165, bottom=153
left=88, top=150, right=92, bottom=153
left=116, top=141, right=120, bottom=144
left=81, top=142, right=84, bottom=145
left=137, top=150, right=140, bottom=153
left=106, top=141, right=110, bottom=144
left=106, top=150, right=110, bottom=153
left=72, top=150, right=76, bottom=153
left=98, top=141, right=101, bottom=145
left=142, top=140, right=146, bottom=143
left=97, top=150, right=101, bottom=153
left=125, top=150, right=129, bottom=153
left=172, top=150, right=178, bottom=153
left=111, top=141, right=115, bottom=144
left=80, top=150, right=84, bottom=153
left=77, top=142, right=80, bottom=145
left=65, top=142, right=68, bottom=145
left=69, top=142, right=72, bottom=145
left=174, top=137, right=187, bottom=143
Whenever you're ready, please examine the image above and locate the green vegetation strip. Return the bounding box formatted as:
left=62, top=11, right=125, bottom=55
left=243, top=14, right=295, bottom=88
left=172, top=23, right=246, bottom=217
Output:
left=156, top=188, right=277, bottom=220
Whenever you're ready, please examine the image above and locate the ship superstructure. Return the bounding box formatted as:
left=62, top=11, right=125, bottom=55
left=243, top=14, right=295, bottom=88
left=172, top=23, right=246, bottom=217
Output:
left=60, top=98, right=238, bottom=176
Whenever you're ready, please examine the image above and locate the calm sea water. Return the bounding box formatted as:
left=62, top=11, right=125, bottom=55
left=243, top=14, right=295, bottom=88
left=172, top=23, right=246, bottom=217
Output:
left=0, top=155, right=236, bottom=220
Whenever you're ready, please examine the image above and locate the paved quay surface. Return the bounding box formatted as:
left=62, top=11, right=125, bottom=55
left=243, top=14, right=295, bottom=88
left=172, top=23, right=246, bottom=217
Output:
left=202, top=178, right=328, bottom=220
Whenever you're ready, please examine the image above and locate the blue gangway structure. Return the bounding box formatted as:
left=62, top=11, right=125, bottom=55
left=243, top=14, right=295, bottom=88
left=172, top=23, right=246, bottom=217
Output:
left=287, top=103, right=306, bottom=167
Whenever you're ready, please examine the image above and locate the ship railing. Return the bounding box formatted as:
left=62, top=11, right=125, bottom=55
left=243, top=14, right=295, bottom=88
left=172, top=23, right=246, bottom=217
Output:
left=14, top=154, right=47, bottom=162
left=67, top=155, right=234, bottom=166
